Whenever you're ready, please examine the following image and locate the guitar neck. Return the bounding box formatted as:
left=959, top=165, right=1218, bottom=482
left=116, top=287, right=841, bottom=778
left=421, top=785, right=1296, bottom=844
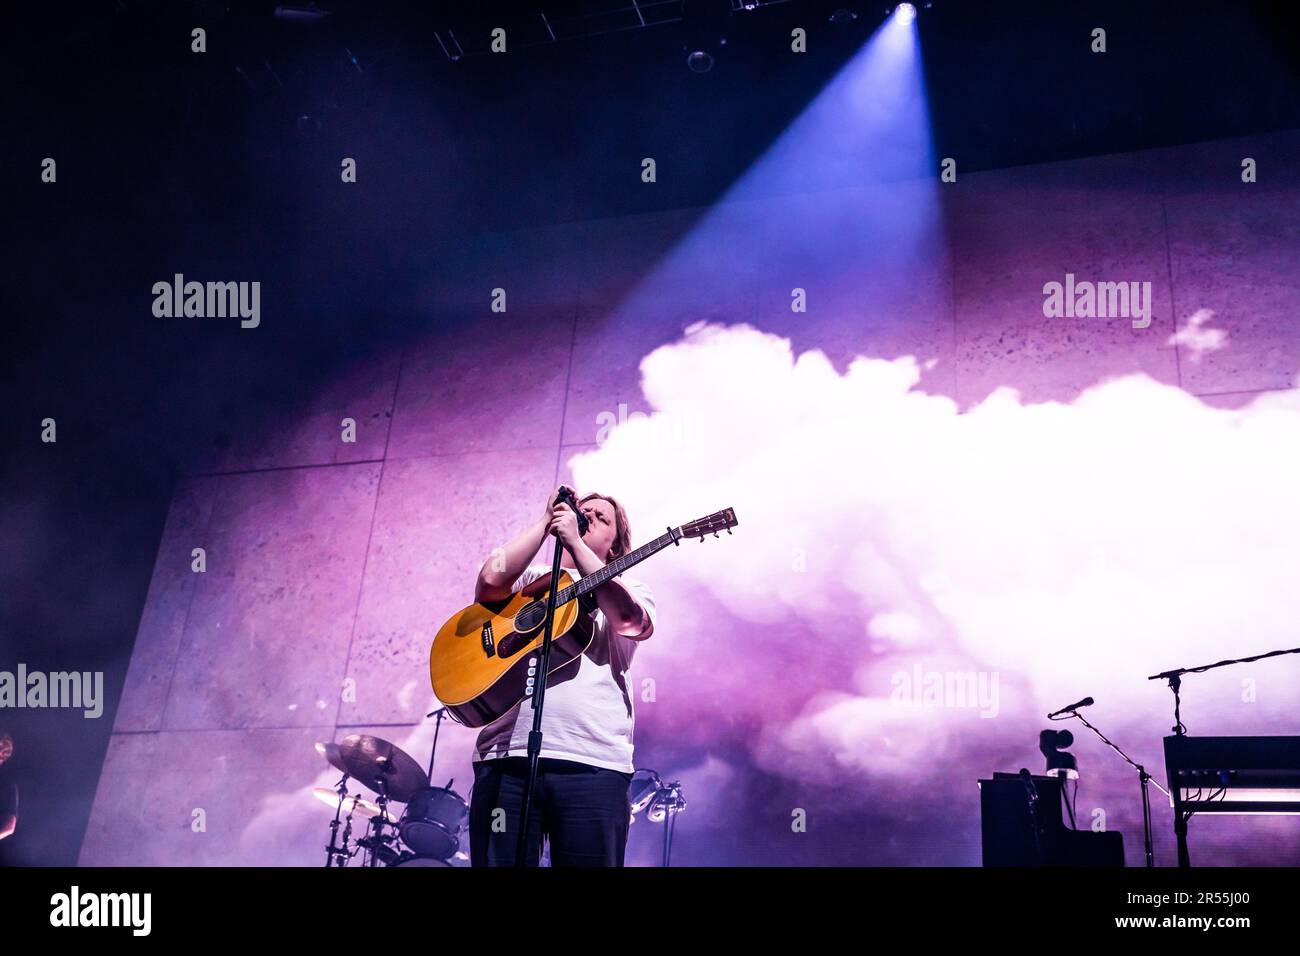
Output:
left=555, top=527, right=682, bottom=605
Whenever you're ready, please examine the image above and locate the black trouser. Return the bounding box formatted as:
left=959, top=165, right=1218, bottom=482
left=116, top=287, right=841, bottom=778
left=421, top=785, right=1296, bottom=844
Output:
left=468, top=756, right=632, bottom=867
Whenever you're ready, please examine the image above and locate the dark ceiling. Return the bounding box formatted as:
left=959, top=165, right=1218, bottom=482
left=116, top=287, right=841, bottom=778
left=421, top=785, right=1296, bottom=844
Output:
left=5, top=0, right=1299, bottom=233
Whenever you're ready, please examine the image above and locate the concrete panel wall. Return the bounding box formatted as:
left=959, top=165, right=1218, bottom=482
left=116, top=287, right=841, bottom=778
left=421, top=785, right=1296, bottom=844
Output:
left=83, top=130, right=1300, bottom=865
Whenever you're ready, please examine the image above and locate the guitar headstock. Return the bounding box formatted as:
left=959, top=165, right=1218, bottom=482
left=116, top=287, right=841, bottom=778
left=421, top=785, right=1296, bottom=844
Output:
left=680, top=508, right=739, bottom=540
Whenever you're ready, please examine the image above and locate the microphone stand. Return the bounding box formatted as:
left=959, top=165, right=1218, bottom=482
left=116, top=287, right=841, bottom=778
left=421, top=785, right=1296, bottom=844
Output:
left=1059, top=708, right=1170, bottom=868
left=515, top=492, right=588, bottom=866
left=424, top=706, right=447, bottom=784
left=653, top=781, right=686, bottom=868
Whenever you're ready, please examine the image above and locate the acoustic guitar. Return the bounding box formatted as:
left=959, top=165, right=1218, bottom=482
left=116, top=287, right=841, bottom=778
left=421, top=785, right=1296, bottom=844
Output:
left=428, top=507, right=738, bottom=727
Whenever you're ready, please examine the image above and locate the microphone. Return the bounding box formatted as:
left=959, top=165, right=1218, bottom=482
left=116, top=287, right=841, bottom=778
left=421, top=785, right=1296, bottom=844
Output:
left=555, top=486, right=589, bottom=535
left=1046, top=696, right=1094, bottom=718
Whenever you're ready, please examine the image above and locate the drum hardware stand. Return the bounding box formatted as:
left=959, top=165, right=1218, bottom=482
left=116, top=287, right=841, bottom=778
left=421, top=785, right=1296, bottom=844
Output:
left=339, top=803, right=360, bottom=864
left=363, top=765, right=396, bottom=867
left=324, top=774, right=353, bottom=867
left=516, top=488, right=589, bottom=866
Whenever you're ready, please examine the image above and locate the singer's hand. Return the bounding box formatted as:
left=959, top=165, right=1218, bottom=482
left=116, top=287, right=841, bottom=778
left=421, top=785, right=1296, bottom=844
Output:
left=548, top=502, right=582, bottom=549
left=542, top=485, right=576, bottom=525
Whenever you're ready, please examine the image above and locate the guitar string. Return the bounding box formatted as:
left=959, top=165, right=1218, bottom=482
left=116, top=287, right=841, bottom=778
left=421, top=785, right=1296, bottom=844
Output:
left=553, top=529, right=678, bottom=605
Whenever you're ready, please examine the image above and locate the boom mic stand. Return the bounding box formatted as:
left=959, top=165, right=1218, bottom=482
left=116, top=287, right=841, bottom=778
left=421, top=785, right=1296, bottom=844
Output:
left=515, top=488, right=588, bottom=866
left=1056, top=707, right=1170, bottom=867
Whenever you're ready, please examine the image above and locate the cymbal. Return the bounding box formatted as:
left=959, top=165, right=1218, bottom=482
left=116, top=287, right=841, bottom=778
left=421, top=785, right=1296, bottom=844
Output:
left=311, top=787, right=396, bottom=822
left=315, top=741, right=349, bottom=776
left=330, top=734, right=427, bottom=803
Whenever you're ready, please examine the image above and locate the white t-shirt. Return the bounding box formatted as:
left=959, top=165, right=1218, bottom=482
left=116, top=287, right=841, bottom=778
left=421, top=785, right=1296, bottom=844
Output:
left=472, top=564, right=655, bottom=774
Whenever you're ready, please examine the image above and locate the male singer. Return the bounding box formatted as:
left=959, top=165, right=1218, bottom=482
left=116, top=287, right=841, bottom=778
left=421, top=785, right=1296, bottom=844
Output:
left=467, top=486, right=655, bottom=866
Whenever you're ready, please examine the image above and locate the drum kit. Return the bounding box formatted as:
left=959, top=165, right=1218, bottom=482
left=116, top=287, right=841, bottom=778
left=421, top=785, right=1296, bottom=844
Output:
left=314, top=710, right=690, bottom=867
left=315, top=708, right=469, bottom=867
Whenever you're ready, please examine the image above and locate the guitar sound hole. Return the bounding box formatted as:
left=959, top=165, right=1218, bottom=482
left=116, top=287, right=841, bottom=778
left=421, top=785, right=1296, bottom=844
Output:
left=513, top=601, right=545, bottom=635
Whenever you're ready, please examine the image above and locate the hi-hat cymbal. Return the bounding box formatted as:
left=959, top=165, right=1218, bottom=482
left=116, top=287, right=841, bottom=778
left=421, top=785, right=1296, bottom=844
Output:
left=311, top=787, right=396, bottom=822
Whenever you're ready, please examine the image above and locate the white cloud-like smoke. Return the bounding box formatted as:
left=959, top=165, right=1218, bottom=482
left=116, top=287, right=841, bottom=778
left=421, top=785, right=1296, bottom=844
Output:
left=230, top=320, right=1300, bottom=866
left=569, top=322, right=1300, bottom=845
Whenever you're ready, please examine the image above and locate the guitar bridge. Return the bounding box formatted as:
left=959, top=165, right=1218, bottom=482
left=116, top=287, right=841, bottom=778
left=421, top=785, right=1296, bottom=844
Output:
left=480, top=620, right=495, bottom=657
